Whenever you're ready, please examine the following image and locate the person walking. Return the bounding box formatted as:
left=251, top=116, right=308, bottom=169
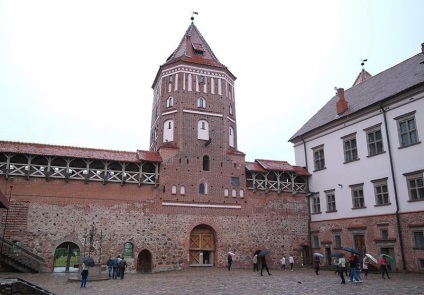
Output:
left=253, top=254, right=259, bottom=272
left=338, top=256, right=346, bottom=284
left=288, top=254, right=294, bottom=271
left=260, top=255, right=271, bottom=276
left=80, top=261, right=89, bottom=288
left=106, top=257, right=114, bottom=278
left=227, top=253, right=233, bottom=271
left=280, top=255, right=286, bottom=271
left=314, top=257, right=321, bottom=275
left=362, top=256, right=370, bottom=279
left=380, top=256, right=391, bottom=279
left=348, top=254, right=361, bottom=283
left=112, top=256, right=119, bottom=279
left=119, top=257, right=128, bottom=279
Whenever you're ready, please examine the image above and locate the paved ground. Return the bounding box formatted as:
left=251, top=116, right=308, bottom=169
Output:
left=2, top=267, right=424, bottom=295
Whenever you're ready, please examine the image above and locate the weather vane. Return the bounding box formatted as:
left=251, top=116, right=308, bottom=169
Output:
left=191, top=11, right=199, bottom=22
left=361, top=59, right=368, bottom=67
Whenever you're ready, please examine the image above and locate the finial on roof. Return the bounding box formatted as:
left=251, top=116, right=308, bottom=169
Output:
left=361, top=59, right=368, bottom=67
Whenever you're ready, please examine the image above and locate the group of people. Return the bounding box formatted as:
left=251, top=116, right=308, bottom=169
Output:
left=333, top=253, right=391, bottom=284
left=279, top=254, right=295, bottom=271
left=106, top=255, right=128, bottom=279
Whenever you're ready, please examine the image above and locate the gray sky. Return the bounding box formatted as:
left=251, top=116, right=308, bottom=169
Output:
left=1, top=0, right=423, bottom=164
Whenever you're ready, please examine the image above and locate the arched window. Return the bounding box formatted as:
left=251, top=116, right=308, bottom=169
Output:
left=229, top=104, right=233, bottom=115
left=171, top=185, right=177, bottom=195
left=229, top=126, right=235, bottom=147
left=180, top=186, right=185, bottom=195
left=203, top=155, right=210, bottom=171
left=167, top=97, right=174, bottom=108
left=232, top=188, right=237, bottom=197
left=163, top=120, right=174, bottom=142
left=197, top=97, right=206, bottom=108
left=198, top=120, right=209, bottom=140
left=224, top=188, right=229, bottom=197
left=123, top=242, right=133, bottom=258
left=239, top=189, right=244, bottom=198
left=199, top=182, right=207, bottom=194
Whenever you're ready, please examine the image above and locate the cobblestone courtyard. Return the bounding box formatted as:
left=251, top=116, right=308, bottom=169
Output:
left=2, top=267, right=424, bottom=295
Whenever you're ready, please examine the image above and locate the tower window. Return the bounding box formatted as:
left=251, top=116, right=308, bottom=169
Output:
left=203, top=155, right=210, bottom=171
left=167, top=97, right=174, bottom=108
left=197, top=97, right=206, bottom=108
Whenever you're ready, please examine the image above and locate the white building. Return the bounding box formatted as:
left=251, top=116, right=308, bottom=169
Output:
left=289, top=43, right=424, bottom=272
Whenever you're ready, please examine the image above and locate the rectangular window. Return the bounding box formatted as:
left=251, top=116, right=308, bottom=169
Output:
left=343, top=136, right=358, bottom=162
left=381, top=229, right=389, bottom=240
left=312, top=195, right=321, bottom=213
left=326, top=191, right=336, bottom=212
left=366, top=127, right=384, bottom=156
left=231, top=177, right=240, bottom=187
left=313, top=146, right=325, bottom=171
left=373, top=180, right=390, bottom=205
left=334, top=235, right=341, bottom=248
left=351, top=185, right=365, bottom=208
left=396, top=113, right=419, bottom=147
left=406, top=173, right=424, bottom=201
left=414, top=231, right=424, bottom=248
left=313, top=235, right=320, bottom=248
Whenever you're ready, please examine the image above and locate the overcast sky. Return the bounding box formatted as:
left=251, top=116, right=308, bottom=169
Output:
left=1, top=0, right=423, bottom=164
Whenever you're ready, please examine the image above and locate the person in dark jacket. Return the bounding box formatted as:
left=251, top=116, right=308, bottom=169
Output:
left=260, top=255, right=271, bottom=276
left=119, top=257, right=128, bottom=279
left=106, top=257, right=114, bottom=278
left=227, top=254, right=233, bottom=271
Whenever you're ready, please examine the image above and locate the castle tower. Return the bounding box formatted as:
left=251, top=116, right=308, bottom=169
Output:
left=150, top=20, right=246, bottom=203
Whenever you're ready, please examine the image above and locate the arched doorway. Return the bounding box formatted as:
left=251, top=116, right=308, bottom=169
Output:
left=54, top=242, right=80, bottom=273
left=137, top=249, right=152, bottom=273
left=189, top=224, right=215, bottom=266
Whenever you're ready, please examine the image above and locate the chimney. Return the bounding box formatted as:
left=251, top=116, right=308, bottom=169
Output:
left=336, top=88, right=348, bottom=115
left=421, top=42, right=424, bottom=53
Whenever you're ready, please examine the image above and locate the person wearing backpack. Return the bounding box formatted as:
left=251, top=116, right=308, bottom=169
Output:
left=119, top=257, right=128, bottom=279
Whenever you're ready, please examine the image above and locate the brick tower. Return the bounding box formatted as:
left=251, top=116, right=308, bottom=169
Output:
left=151, top=21, right=246, bottom=203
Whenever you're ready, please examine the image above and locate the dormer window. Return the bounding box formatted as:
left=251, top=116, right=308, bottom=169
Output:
left=192, top=42, right=204, bottom=55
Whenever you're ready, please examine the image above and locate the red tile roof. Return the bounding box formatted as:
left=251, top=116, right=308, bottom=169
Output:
left=245, top=161, right=267, bottom=172
left=256, top=159, right=296, bottom=172
left=0, top=141, right=161, bottom=163
left=293, top=165, right=311, bottom=176
left=227, top=148, right=245, bottom=156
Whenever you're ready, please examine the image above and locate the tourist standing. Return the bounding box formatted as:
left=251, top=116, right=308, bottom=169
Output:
left=227, top=253, right=233, bottom=271
left=362, top=256, right=370, bottom=279
left=119, top=257, right=128, bottom=279
left=288, top=254, right=294, bottom=271
left=338, top=256, right=346, bottom=284
left=106, top=257, right=114, bottom=278
left=380, top=256, right=391, bottom=279
left=280, top=255, right=286, bottom=270
left=80, top=261, right=89, bottom=288
left=253, top=254, right=259, bottom=272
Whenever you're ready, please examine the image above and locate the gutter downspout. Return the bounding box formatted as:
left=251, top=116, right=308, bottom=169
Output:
left=301, top=136, right=312, bottom=266
left=379, top=102, right=406, bottom=271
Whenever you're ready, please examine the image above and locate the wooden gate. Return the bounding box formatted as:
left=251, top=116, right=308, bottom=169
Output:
left=189, top=227, right=215, bottom=266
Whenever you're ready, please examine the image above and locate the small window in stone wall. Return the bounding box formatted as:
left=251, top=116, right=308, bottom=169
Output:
left=313, top=235, right=320, bottom=248
left=180, top=186, right=185, bottom=195
left=123, top=242, right=133, bottom=258
left=231, top=177, right=239, bottom=187
left=381, top=229, right=389, bottom=240
left=232, top=189, right=236, bottom=197
left=224, top=188, right=229, bottom=197
left=171, top=185, right=177, bottom=195
left=239, top=189, right=244, bottom=198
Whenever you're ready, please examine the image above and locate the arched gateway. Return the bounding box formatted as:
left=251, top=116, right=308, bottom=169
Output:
left=137, top=249, right=152, bottom=273
left=189, top=224, right=215, bottom=266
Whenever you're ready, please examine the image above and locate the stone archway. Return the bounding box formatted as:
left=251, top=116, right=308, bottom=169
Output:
left=189, top=224, right=215, bottom=267
left=54, top=242, right=80, bottom=273
left=137, top=249, right=152, bottom=273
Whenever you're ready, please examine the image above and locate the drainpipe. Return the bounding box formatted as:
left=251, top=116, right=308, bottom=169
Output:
left=379, top=102, right=406, bottom=271
left=301, top=136, right=312, bottom=266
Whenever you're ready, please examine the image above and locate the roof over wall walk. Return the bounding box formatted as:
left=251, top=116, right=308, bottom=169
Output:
left=245, top=159, right=310, bottom=176
left=0, top=141, right=162, bottom=163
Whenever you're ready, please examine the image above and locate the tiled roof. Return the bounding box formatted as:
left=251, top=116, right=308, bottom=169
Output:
left=163, top=23, right=226, bottom=69
left=0, top=141, right=161, bottom=163
left=289, top=52, right=424, bottom=142
left=256, top=159, right=296, bottom=172
left=245, top=160, right=310, bottom=175
left=245, top=162, right=267, bottom=172
left=227, top=148, right=246, bottom=156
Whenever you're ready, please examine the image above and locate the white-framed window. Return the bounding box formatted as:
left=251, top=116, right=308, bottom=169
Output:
left=232, top=189, right=236, bottom=197
left=396, top=112, right=419, bottom=147
left=163, top=119, right=174, bottom=143
left=180, top=185, right=185, bottom=195
left=342, top=134, right=358, bottom=163
left=197, top=97, right=206, bottom=108
left=365, top=124, right=384, bottom=156
left=229, top=126, right=235, bottom=147
left=166, top=97, right=174, bottom=108
left=325, top=190, right=336, bottom=212
left=199, top=182, right=208, bottom=194
left=372, top=178, right=390, bottom=205
left=239, top=189, right=244, bottom=198
left=229, top=104, right=233, bottom=115
left=224, top=188, right=229, bottom=197
left=405, top=172, right=424, bottom=201
left=312, top=195, right=321, bottom=213
left=350, top=184, right=365, bottom=209
left=171, top=185, right=177, bottom=195
left=312, top=145, right=325, bottom=171
left=197, top=120, right=209, bottom=140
